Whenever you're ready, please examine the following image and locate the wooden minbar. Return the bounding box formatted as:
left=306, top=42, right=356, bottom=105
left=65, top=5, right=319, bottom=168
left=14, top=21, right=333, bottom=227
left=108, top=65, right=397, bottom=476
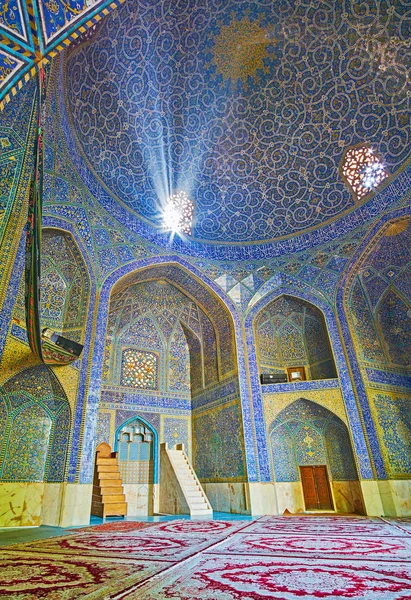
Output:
left=91, top=442, right=127, bottom=518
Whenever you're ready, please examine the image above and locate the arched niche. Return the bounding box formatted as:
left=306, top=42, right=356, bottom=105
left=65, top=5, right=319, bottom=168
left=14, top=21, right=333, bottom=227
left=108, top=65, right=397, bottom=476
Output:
left=114, top=416, right=158, bottom=517
left=269, top=399, right=363, bottom=515
left=0, top=365, right=71, bottom=484
left=346, top=218, right=411, bottom=371
left=12, top=228, right=91, bottom=347
left=99, top=262, right=246, bottom=511
left=344, top=217, right=411, bottom=483
left=255, top=295, right=337, bottom=381
left=41, top=228, right=90, bottom=344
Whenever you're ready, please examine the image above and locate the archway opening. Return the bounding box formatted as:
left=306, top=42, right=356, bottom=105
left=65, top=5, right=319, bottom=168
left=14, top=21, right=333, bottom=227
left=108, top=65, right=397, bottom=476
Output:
left=269, top=399, right=363, bottom=515
left=96, top=263, right=247, bottom=515
left=114, top=417, right=156, bottom=517
left=345, top=217, right=411, bottom=483
left=255, top=295, right=337, bottom=383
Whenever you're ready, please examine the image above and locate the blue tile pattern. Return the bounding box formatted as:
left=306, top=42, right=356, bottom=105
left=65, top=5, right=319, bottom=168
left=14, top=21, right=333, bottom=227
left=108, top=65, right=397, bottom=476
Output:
left=269, top=399, right=358, bottom=483
left=245, top=285, right=375, bottom=480
left=64, top=0, right=411, bottom=245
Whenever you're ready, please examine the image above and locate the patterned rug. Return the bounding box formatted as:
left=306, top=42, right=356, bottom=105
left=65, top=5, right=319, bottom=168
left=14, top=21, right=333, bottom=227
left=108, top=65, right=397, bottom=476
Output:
left=260, top=515, right=383, bottom=524
left=206, top=532, right=411, bottom=561
left=0, top=550, right=168, bottom=599
left=385, top=519, right=411, bottom=534
left=2, top=517, right=411, bottom=599
left=123, top=554, right=411, bottom=600
left=128, top=519, right=250, bottom=537
left=6, top=531, right=220, bottom=562
left=240, top=517, right=405, bottom=537
left=70, top=520, right=157, bottom=534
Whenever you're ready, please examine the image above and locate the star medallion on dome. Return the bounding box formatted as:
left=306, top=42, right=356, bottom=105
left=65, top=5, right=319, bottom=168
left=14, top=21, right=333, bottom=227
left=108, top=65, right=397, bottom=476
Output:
left=210, top=16, right=275, bottom=84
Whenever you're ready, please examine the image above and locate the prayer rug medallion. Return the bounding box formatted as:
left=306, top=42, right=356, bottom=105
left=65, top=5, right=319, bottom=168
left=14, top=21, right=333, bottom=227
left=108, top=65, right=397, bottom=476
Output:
left=70, top=520, right=157, bottom=534
left=259, top=515, right=383, bottom=524
left=126, top=554, right=411, bottom=600
left=207, top=532, right=411, bottom=561
left=0, top=550, right=168, bottom=599
left=6, top=531, right=218, bottom=561
left=241, top=517, right=405, bottom=537
left=132, top=519, right=248, bottom=537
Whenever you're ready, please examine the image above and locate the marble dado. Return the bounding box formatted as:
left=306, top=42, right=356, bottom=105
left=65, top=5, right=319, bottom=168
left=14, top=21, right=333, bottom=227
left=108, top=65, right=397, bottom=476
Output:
left=0, top=482, right=45, bottom=527
left=0, top=483, right=94, bottom=528
left=361, top=480, right=411, bottom=518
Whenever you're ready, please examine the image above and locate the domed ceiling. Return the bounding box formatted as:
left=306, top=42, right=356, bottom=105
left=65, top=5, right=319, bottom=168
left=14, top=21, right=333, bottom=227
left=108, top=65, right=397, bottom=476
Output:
left=64, top=0, right=411, bottom=245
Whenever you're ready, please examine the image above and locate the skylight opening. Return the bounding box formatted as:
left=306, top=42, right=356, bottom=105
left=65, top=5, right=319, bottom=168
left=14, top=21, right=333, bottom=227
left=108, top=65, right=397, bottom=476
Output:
left=162, top=191, right=194, bottom=235
left=341, top=145, right=388, bottom=200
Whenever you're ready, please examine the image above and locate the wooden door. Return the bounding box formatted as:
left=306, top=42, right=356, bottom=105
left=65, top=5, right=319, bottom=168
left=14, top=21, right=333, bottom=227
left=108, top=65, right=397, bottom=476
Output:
left=300, top=465, right=333, bottom=510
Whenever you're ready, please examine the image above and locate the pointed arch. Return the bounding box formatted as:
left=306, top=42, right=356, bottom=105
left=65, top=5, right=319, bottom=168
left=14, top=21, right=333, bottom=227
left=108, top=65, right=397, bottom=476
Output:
left=0, top=364, right=71, bottom=483
left=245, top=285, right=374, bottom=481
left=268, top=399, right=359, bottom=484
left=114, top=415, right=159, bottom=484
left=82, top=255, right=255, bottom=491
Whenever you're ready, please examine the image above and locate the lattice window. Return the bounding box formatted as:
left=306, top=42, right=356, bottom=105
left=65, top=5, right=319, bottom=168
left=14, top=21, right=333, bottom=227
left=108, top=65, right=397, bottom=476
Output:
left=120, top=349, right=158, bottom=389
left=163, top=191, right=194, bottom=235
left=341, top=146, right=388, bottom=200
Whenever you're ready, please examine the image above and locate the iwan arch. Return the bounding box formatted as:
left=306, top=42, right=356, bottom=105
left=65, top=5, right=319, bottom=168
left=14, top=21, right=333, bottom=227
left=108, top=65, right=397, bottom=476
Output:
left=0, top=0, right=410, bottom=528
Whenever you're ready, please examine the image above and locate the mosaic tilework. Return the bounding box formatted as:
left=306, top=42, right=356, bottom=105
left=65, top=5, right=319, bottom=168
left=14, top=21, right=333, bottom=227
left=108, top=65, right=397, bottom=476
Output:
left=0, top=0, right=27, bottom=40
left=269, top=400, right=358, bottom=483
left=58, top=37, right=411, bottom=265
left=36, top=220, right=98, bottom=485
left=39, top=0, right=114, bottom=43
left=0, top=81, right=37, bottom=330
left=371, top=392, right=411, bottom=477
left=337, top=210, right=411, bottom=481
left=245, top=287, right=375, bottom=481
left=168, top=326, right=190, bottom=394
left=12, top=228, right=91, bottom=348
left=163, top=417, right=189, bottom=452
left=95, top=411, right=111, bottom=447
left=0, top=365, right=71, bottom=482
left=193, top=401, right=246, bottom=482
left=65, top=0, right=411, bottom=244
left=2, top=404, right=51, bottom=481
left=0, top=49, right=26, bottom=89
left=256, top=295, right=336, bottom=379
left=104, top=279, right=218, bottom=397
left=114, top=411, right=160, bottom=439
left=366, top=369, right=411, bottom=392
left=46, top=404, right=71, bottom=482
left=377, top=289, right=410, bottom=366
left=192, top=377, right=240, bottom=411
left=347, top=219, right=411, bottom=370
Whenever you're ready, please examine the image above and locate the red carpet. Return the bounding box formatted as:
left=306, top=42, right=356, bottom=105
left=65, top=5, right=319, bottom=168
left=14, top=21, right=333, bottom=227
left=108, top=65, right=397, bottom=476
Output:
left=7, top=531, right=222, bottom=561
left=1, top=516, right=410, bottom=599
left=207, top=532, right=411, bottom=561
left=125, top=554, right=411, bottom=599
left=0, top=550, right=167, bottom=599
left=70, top=520, right=157, bottom=534
left=239, top=517, right=402, bottom=537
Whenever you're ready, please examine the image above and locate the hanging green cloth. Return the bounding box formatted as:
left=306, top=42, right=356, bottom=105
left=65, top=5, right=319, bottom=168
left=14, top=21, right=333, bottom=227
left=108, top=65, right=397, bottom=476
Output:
left=25, top=68, right=83, bottom=365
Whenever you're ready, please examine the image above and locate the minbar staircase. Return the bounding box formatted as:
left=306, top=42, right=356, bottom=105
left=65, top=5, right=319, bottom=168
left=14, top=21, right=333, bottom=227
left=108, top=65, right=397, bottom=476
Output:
left=161, top=443, right=212, bottom=516
left=91, top=443, right=127, bottom=518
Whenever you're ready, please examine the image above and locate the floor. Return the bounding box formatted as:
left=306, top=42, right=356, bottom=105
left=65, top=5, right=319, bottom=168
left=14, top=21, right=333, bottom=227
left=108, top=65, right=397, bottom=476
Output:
left=0, top=514, right=410, bottom=598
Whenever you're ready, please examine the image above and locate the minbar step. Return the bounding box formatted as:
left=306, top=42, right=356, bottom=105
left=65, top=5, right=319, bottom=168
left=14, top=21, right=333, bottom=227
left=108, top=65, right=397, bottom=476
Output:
left=98, top=485, right=124, bottom=495
left=97, top=465, right=120, bottom=473
left=97, top=458, right=119, bottom=466
left=101, top=494, right=126, bottom=503
left=98, top=471, right=122, bottom=480
left=103, top=502, right=127, bottom=517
